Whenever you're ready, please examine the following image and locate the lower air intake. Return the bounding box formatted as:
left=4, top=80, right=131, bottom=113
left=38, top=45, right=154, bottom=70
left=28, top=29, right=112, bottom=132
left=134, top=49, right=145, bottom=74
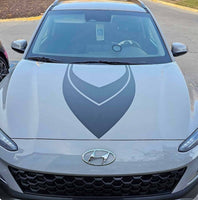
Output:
left=9, top=166, right=186, bottom=197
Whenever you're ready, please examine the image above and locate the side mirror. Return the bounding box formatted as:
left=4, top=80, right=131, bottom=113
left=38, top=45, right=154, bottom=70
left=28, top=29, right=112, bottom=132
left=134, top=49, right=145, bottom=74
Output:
left=171, top=43, right=188, bottom=57
left=11, top=40, right=27, bottom=54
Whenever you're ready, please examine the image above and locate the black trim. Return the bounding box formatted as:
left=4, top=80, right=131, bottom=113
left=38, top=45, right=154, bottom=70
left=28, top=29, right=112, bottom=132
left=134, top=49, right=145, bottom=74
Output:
left=0, top=175, right=198, bottom=200
left=51, top=0, right=148, bottom=12
left=9, top=166, right=185, bottom=197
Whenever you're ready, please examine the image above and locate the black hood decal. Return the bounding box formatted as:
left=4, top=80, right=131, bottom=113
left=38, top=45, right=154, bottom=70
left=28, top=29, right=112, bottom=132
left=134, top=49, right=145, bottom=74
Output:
left=63, top=64, right=135, bottom=138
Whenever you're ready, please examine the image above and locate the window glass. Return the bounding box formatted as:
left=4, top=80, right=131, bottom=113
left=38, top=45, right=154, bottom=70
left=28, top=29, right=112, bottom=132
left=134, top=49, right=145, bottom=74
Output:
left=27, top=10, right=171, bottom=64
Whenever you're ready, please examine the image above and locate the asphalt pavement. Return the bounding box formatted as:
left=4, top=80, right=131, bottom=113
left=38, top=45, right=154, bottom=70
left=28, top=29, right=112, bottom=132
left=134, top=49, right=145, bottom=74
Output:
left=0, top=0, right=198, bottom=199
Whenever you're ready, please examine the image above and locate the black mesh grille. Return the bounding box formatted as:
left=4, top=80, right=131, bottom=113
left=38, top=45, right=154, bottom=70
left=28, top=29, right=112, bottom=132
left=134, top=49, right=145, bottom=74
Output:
left=9, top=167, right=186, bottom=197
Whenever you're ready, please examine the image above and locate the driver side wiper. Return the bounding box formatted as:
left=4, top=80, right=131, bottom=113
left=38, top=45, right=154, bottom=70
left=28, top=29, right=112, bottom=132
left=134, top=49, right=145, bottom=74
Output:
left=27, top=56, right=62, bottom=63
left=71, top=61, right=134, bottom=65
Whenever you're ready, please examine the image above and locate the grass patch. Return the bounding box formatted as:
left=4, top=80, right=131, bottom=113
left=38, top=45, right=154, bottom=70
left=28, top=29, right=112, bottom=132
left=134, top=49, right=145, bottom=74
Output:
left=164, top=0, right=198, bottom=9
left=177, top=0, right=198, bottom=9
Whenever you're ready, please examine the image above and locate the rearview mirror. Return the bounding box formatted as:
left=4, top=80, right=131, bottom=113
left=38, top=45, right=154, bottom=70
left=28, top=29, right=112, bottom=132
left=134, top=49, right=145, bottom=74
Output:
left=171, top=43, right=188, bottom=57
left=11, top=40, right=27, bottom=54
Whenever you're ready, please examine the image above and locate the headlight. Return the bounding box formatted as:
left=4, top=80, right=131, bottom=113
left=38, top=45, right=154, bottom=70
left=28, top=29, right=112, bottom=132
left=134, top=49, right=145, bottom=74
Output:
left=0, top=129, right=18, bottom=151
left=179, top=128, right=198, bottom=152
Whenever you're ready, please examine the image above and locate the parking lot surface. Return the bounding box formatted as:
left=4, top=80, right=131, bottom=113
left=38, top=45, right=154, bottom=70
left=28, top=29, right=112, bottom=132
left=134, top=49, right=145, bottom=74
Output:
left=0, top=0, right=198, bottom=199
left=0, top=0, right=198, bottom=85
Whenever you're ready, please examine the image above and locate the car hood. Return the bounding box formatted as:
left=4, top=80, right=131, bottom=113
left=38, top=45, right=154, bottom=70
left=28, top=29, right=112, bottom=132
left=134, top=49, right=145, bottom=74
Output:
left=0, top=60, right=191, bottom=140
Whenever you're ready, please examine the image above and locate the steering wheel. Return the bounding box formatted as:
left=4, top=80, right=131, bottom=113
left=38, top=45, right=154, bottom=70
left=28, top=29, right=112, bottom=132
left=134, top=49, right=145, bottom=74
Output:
left=118, top=40, right=141, bottom=48
left=112, top=40, right=141, bottom=52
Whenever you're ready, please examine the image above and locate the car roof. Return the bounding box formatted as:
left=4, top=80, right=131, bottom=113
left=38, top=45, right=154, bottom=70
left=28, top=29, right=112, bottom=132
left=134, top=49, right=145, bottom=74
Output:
left=52, top=0, right=147, bottom=13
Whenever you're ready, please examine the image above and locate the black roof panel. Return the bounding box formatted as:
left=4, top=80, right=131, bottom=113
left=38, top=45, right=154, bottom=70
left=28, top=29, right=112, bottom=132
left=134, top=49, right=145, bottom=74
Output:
left=52, top=0, right=147, bottom=12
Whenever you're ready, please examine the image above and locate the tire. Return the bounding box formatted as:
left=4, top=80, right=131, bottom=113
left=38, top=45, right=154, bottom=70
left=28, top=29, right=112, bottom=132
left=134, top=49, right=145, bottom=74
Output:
left=0, top=56, right=9, bottom=82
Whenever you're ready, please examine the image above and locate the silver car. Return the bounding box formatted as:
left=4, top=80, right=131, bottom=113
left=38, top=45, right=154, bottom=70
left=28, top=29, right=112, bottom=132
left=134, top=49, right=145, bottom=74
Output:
left=0, top=0, right=198, bottom=199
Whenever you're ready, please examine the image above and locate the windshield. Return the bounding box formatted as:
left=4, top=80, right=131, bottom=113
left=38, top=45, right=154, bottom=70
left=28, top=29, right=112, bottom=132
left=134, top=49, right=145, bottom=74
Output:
left=26, top=10, right=171, bottom=64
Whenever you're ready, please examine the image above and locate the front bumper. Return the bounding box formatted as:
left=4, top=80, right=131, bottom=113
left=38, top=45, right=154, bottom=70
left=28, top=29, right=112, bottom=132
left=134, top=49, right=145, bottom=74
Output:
left=0, top=139, right=198, bottom=199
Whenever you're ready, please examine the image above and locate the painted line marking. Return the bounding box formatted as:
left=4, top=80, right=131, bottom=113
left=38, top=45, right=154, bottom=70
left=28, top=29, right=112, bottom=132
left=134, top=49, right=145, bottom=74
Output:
left=0, top=15, right=42, bottom=23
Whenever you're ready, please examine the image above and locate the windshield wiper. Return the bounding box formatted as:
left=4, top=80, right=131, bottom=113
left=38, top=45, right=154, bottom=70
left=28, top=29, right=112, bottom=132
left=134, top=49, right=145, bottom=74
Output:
left=71, top=61, right=145, bottom=65
left=27, top=56, right=61, bottom=63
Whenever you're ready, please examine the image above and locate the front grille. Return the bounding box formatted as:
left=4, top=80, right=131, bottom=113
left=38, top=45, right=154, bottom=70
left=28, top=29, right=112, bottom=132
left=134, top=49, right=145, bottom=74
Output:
left=9, top=167, right=186, bottom=197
